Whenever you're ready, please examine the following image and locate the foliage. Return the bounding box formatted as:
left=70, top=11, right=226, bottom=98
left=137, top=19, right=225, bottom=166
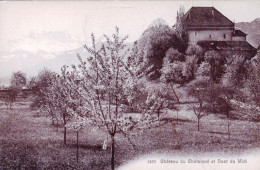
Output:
left=161, top=61, right=185, bottom=85
left=185, top=44, right=204, bottom=56
left=29, top=68, right=54, bottom=111
left=74, top=27, right=169, bottom=170
left=196, top=61, right=211, bottom=81
left=145, top=82, right=177, bottom=119
left=44, top=66, right=84, bottom=145
left=187, top=78, right=210, bottom=131
left=174, top=5, right=188, bottom=49
left=181, top=45, right=204, bottom=82
left=10, top=71, right=27, bottom=89
left=182, top=55, right=199, bottom=81
left=189, top=73, right=236, bottom=138
left=244, top=55, right=260, bottom=107
left=165, top=48, right=185, bottom=62
left=161, top=44, right=204, bottom=86
left=160, top=60, right=185, bottom=103
left=5, top=71, right=27, bottom=109
left=222, top=55, right=248, bottom=88
left=134, top=22, right=182, bottom=80
left=161, top=49, right=194, bottom=102
left=204, top=50, right=226, bottom=82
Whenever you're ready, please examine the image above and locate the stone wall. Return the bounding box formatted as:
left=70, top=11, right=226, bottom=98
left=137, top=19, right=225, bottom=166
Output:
left=188, top=29, right=233, bottom=44
left=232, top=36, right=246, bottom=41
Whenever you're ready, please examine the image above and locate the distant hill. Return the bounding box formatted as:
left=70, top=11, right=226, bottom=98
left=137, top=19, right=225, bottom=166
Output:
left=235, top=18, right=260, bottom=48
left=0, top=42, right=133, bottom=86
left=43, top=41, right=133, bottom=73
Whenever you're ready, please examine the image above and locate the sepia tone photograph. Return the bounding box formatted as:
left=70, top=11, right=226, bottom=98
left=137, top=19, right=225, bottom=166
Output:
left=0, top=0, right=260, bottom=169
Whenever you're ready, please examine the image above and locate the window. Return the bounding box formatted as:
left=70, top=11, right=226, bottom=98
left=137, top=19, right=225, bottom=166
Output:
left=209, top=35, right=211, bottom=38
left=195, top=32, right=197, bottom=36
left=223, top=34, right=226, bottom=39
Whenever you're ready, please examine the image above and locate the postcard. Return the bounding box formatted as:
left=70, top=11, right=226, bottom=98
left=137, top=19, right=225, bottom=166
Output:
left=0, top=1, right=259, bottom=170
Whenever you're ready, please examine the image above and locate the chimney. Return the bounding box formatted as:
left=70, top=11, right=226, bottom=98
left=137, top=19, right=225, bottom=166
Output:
left=212, top=9, right=214, bottom=16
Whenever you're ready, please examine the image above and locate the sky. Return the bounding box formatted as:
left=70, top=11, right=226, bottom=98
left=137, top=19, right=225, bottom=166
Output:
left=0, top=0, right=260, bottom=85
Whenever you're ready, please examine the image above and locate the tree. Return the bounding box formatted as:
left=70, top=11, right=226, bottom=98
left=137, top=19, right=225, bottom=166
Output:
left=192, top=57, right=240, bottom=137
left=183, top=45, right=204, bottom=81
left=4, top=89, right=17, bottom=110
left=185, top=44, right=203, bottom=56
left=28, top=68, right=57, bottom=124
left=204, top=50, right=226, bottom=82
left=6, top=71, right=27, bottom=109
left=161, top=45, right=204, bottom=93
left=145, top=82, right=176, bottom=119
left=222, top=55, right=248, bottom=89
left=45, top=67, right=81, bottom=145
left=203, top=83, right=235, bottom=139
left=196, top=62, right=211, bottom=80
left=183, top=55, right=199, bottom=82
left=165, top=48, right=185, bottom=62
left=160, top=45, right=193, bottom=103
left=187, top=79, right=209, bottom=131
left=174, top=5, right=188, bottom=48
left=66, top=117, right=85, bottom=163
left=135, top=21, right=182, bottom=80
left=217, top=86, right=236, bottom=140
left=245, top=55, right=260, bottom=107
left=243, top=55, right=260, bottom=127
left=74, top=28, right=167, bottom=170
left=36, top=68, right=54, bottom=90
left=28, top=68, right=53, bottom=103
left=160, top=60, right=185, bottom=103
left=10, top=71, right=27, bottom=88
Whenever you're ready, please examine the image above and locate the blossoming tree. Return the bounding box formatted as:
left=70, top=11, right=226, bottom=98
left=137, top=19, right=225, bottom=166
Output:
left=72, top=27, right=173, bottom=170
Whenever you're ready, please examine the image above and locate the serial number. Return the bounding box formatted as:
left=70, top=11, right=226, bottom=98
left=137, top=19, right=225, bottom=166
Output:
left=148, top=159, right=156, bottom=163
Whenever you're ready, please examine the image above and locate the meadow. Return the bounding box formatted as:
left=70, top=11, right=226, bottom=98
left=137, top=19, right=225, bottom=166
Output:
left=0, top=100, right=259, bottom=169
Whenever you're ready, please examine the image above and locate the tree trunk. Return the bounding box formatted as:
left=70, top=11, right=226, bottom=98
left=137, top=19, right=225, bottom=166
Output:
left=56, top=119, right=59, bottom=132
left=197, top=117, right=200, bottom=131
left=111, top=134, right=115, bottom=170
left=51, top=117, right=55, bottom=125
left=170, top=82, right=180, bottom=103
left=76, top=130, right=79, bottom=163
left=130, top=103, right=134, bottom=112
left=64, top=126, right=67, bottom=145
left=176, top=111, right=179, bottom=125
left=257, top=124, right=260, bottom=141
left=227, top=115, right=231, bottom=140
left=63, top=112, right=67, bottom=145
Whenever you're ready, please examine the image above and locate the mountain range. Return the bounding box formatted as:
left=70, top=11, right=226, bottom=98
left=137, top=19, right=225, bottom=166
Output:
left=0, top=42, right=132, bottom=86
left=236, top=18, right=260, bottom=48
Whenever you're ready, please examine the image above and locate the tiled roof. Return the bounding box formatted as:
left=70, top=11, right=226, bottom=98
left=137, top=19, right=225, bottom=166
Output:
left=233, top=29, right=247, bottom=36
left=197, top=41, right=256, bottom=51
left=182, top=7, right=234, bottom=29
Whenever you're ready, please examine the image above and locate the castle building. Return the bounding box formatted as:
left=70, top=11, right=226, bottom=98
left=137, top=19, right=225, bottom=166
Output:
left=182, top=7, right=257, bottom=58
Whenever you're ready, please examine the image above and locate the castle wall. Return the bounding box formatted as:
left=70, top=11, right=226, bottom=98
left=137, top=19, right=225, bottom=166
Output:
left=188, top=29, right=233, bottom=44
left=232, top=36, right=246, bottom=41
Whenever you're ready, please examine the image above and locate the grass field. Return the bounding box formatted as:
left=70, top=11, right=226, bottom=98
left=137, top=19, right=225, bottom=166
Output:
left=0, top=101, right=259, bottom=169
